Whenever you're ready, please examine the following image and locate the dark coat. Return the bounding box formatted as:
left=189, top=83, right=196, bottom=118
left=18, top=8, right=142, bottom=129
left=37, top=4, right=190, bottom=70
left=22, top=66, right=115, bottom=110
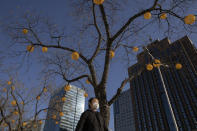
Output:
left=75, top=109, right=109, bottom=131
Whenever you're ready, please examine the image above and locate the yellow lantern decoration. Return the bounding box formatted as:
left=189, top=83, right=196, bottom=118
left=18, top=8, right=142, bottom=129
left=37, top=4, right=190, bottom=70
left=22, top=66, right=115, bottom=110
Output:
left=144, top=12, right=151, bottom=19
left=22, top=29, right=28, bottom=34
left=11, top=100, right=17, bottom=106
left=84, top=93, right=88, bottom=98
left=27, top=45, right=34, bottom=52
left=43, top=88, right=47, bottom=92
left=86, top=79, right=90, bottom=84
left=153, top=59, right=161, bottom=67
left=64, top=85, right=71, bottom=91
left=146, top=64, right=153, bottom=71
left=3, top=88, right=7, bottom=92
left=132, top=46, right=139, bottom=52
left=61, top=97, right=66, bottom=102
left=33, top=124, right=37, bottom=128
left=7, top=81, right=12, bottom=85
left=109, top=51, right=115, bottom=59
left=59, top=112, right=64, bottom=117
left=39, top=120, right=43, bottom=125
left=11, top=86, right=15, bottom=91
left=160, top=13, right=167, bottom=19
left=23, top=122, right=27, bottom=127
left=20, top=101, right=24, bottom=105
left=52, top=115, right=56, bottom=119
left=175, top=63, right=182, bottom=70
left=55, top=121, right=59, bottom=124
left=13, top=111, right=19, bottom=115
left=3, top=123, right=8, bottom=127
left=184, top=14, right=196, bottom=24
left=71, top=52, right=79, bottom=60
left=11, top=120, right=15, bottom=123
left=42, top=47, right=48, bottom=53
left=93, top=0, right=104, bottom=5
left=36, top=96, right=40, bottom=100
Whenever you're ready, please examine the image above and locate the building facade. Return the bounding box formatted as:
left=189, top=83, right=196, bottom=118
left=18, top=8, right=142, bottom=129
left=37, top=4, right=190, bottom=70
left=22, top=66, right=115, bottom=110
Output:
left=44, top=85, right=85, bottom=131
left=113, top=89, right=135, bottom=131
left=128, top=36, right=197, bottom=131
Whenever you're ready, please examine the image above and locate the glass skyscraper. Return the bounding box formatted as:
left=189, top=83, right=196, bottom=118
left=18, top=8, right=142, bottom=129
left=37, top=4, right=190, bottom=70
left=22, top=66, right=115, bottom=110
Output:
left=128, top=36, right=197, bottom=131
left=113, top=89, right=135, bottom=131
left=44, top=85, right=85, bottom=131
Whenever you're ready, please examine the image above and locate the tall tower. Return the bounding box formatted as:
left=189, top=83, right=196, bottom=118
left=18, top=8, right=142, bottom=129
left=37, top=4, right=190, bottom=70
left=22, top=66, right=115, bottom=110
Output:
left=113, top=89, right=135, bottom=131
left=44, top=85, right=85, bottom=131
left=128, top=36, right=197, bottom=131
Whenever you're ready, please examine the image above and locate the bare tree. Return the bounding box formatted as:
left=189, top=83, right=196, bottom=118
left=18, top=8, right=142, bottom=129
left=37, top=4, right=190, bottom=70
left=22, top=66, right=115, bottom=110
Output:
left=1, top=0, right=197, bottom=127
left=0, top=75, right=66, bottom=131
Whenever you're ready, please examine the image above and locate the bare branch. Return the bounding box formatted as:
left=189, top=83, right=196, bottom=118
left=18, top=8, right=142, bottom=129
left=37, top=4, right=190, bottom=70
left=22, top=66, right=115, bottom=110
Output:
left=108, top=67, right=144, bottom=106
left=111, top=0, right=159, bottom=41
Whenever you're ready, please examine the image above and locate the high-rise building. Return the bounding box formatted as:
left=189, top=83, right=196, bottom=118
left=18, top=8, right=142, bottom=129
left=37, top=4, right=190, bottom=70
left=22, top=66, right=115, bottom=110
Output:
left=128, top=36, right=197, bottom=131
left=43, top=85, right=85, bottom=131
left=113, top=89, right=135, bottom=131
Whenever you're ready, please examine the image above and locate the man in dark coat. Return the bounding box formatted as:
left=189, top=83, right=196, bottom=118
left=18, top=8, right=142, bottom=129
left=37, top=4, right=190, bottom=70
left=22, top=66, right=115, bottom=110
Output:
left=75, top=97, right=109, bottom=131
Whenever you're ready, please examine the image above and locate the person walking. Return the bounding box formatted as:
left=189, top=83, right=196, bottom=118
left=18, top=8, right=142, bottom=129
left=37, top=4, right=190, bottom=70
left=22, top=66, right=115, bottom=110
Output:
left=75, top=97, right=109, bottom=131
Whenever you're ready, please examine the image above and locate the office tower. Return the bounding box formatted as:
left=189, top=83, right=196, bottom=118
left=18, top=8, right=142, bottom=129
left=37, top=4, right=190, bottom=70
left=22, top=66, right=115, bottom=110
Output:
left=44, top=85, right=85, bottom=131
left=113, top=89, right=135, bottom=131
left=128, top=36, right=197, bottom=131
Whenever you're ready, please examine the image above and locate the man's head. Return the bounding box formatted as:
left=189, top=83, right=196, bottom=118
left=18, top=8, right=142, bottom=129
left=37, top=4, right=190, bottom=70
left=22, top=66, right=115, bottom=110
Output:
left=88, top=97, right=99, bottom=111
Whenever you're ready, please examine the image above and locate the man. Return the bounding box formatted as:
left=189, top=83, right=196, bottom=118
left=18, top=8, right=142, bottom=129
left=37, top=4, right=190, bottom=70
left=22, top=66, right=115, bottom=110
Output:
left=75, top=97, right=109, bottom=131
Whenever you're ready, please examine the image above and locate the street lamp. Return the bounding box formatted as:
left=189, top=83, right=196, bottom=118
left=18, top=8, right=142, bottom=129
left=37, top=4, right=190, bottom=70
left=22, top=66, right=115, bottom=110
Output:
left=143, top=46, right=179, bottom=131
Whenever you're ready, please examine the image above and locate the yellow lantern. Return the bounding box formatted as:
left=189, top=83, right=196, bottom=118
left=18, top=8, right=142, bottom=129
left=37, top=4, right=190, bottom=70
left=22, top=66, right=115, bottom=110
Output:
left=11, top=100, right=17, bottom=106
left=84, top=93, right=88, bottom=98
left=52, top=115, right=56, bottom=119
left=42, top=47, right=48, bottom=53
left=11, top=86, right=15, bottom=90
left=144, top=12, right=151, bottom=19
left=22, top=29, right=28, bottom=34
left=3, top=88, right=7, bottom=92
left=109, top=51, right=115, bottom=59
left=71, top=52, right=79, bottom=60
left=59, top=112, right=64, bottom=117
left=39, top=120, right=43, bottom=125
left=160, top=13, right=167, bottom=19
left=13, top=111, right=19, bottom=115
left=36, top=96, right=40, bottom=100
left=3, top=123, right=8, bottom=127
left=55, top=121, right=59, bottom=124
left=23, top=122, right=27, bottom=127
left=11, top=120, right=15, bottom=123
left=175, top=63, right=182, bottom=70
left=93, top=0, right=104, bottom=5
left=27, top=45, right=34, bottom=52
left=43, top=88, right=47, bottom=92
left=61, top=97, right=66, bottom=102
left=7, top=81, right=12, bottom=85
left=184, top=14, right=196, bottom=24
left=20, top=101, right=24, bottom=105
left=86, top=79, right=90, bottom=84
left=146, top=64, right=153, bottom=71
left=64, top=85, right=71, bottom=91
left=132, top=46, right=139, bottom=52
left=153, top=59, right=161, bottom=67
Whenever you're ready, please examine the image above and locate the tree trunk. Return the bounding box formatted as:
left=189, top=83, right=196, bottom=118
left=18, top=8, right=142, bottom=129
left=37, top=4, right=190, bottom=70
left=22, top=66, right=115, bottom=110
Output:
left=94, top=86, right=110, bottom=127
left=100, top=102, right=110, bottom=127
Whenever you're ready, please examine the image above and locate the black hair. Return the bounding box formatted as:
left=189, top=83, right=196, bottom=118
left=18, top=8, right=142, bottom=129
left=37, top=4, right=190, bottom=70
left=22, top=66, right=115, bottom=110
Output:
left=88, top=97, right=98, bottom=108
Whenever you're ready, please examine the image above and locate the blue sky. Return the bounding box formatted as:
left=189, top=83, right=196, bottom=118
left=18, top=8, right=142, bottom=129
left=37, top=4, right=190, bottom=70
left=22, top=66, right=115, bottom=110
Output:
left=0, top=0, right=197, bottom=130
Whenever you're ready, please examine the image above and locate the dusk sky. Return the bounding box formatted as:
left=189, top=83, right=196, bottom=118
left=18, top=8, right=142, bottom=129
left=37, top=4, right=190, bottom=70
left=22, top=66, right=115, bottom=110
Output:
left=0, top=0, right=197, bottom=130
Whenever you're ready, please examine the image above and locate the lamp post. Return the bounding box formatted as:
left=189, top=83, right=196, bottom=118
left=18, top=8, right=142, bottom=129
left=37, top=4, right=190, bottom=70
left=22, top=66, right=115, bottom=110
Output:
left=143, top=46, right=179, bottom=131
left=157, top=67, right=179, bottom=131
